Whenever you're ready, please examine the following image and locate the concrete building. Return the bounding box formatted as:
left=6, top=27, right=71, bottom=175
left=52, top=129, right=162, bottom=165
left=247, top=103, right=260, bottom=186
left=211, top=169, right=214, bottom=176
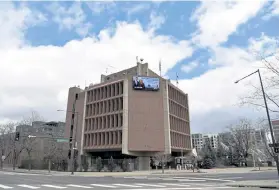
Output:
left=2, top=121, right=67, bottom=169
left=272, top=120, right=279, bottom=142
left=191, top=134, right=203, bottom=150
left=65, top=61, right=192, bottom=171
left=192, top=133, right=218, bottom=150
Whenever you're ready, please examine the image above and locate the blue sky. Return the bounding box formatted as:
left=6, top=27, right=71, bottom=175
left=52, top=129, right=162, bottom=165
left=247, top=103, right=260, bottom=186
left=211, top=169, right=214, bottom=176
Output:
left=23, top=1, right=278, bottom=80
left=0, top=1, right=279, bottom=133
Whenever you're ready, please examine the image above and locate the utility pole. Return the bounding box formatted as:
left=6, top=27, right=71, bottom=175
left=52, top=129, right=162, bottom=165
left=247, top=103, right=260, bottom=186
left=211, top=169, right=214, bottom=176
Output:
left=71, top=113, right=78, bottom=175
left=235, top=69, right=279, bottom=177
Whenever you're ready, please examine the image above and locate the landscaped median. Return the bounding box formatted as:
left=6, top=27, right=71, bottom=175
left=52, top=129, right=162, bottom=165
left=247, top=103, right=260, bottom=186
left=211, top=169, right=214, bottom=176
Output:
left=226, top=180, right=279, bottom=189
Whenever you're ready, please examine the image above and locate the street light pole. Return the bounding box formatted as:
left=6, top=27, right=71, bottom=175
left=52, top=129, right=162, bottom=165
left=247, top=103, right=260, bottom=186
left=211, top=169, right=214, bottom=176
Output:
left=57, top=109, right=79, bottom=175
left=235, top=69, right=279, bottom=177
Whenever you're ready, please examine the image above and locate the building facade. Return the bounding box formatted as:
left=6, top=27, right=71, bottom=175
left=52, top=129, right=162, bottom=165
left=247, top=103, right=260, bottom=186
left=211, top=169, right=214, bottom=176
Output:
left=2, top=121, right=67, bottom=169
left=272, top=120, right=279, bottom=142
left=65, top=62, right=192, bottom=170
left=192, top=133, right=218, bottom=150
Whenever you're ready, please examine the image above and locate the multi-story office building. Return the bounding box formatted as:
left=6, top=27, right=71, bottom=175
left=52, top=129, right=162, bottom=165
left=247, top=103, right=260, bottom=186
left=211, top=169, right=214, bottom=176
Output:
left=192, top=133, right=218, bottom=150
left=65, top=61, right=192, bottom=170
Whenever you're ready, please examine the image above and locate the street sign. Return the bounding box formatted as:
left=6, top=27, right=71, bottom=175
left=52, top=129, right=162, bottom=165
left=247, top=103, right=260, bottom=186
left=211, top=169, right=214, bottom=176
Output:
left=28, top=135, right=36, bottom=138
left=57, top=138, right=69, bottom=143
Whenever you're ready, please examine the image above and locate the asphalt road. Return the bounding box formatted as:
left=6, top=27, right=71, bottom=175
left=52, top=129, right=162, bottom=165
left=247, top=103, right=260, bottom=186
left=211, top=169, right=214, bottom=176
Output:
left=148, top=170, right=278, bottom=181
left=0, top=170, right=276, bottom=190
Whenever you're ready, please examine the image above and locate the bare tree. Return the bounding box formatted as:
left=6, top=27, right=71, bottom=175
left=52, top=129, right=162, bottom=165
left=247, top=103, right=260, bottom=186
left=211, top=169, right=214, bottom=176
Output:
left=239, top=49, right=279, bottom=113
left=20, top=110, right=45, bottom=125
left=152, top=153, right=173, bottom=173
left=0, top=122, right=16, bottom=169
left=22, top=136, right=37, bottom=171
left=256, top=118, right=277, bottom=162
left=227, top=118, right=255, bottom=166
left=18, top=111, right=45, bottom=170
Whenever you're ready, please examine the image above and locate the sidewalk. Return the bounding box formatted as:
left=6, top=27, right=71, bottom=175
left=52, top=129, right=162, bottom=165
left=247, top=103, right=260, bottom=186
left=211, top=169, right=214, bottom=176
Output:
left=1, top=167, right=276, bottom=177
left=227, top=180, right=279, bottom=189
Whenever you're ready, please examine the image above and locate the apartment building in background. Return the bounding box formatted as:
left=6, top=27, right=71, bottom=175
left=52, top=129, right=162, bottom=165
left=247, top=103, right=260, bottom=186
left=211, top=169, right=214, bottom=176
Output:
left=191, top=133, right=218, bottom=150
left=65, top=61, right=192, bottom=171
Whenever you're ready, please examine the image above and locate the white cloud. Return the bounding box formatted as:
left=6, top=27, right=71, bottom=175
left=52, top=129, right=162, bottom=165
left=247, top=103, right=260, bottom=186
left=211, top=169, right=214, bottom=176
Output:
left=126, top=3, right=151, bottom=16
left=263, top=1, right=279, bottom=20
left=178, top=35, right=279, bottom=132
left=0, top=3, right=193, bottom=123
left=191, top=0, right=268, bottom=48
left=86, top=1, right=116, bottom=15
left=0, top=2, right=46, bottom=49
left=148, top=11, right=166, bottom=31
left=181, top=61, right=198, bottom=73
left=46, top=2, right=92, bottom=36
left=1, top=1, right=277, bottom=134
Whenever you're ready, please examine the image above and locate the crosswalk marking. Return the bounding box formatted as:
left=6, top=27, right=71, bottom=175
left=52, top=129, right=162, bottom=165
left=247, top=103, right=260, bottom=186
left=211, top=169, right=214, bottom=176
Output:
left=67, top=185, right=92, bottom=189
left=18, top=185, right=40, bottom=189
left=135, top=184, right=166, bottom=187
left=90, top=184, right=117, bottom=188
left=0, top=183, right=229, bottom=189
left=41, top=185, right=66, bottom=189
left=0, top=185, right=13, bottom=189
left=113, top=184, right=142, bottom=188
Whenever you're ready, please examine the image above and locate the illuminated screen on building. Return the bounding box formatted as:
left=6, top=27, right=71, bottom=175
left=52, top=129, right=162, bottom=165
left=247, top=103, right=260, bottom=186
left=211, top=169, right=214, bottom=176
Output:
left=132, top=76, right=160, bottom=91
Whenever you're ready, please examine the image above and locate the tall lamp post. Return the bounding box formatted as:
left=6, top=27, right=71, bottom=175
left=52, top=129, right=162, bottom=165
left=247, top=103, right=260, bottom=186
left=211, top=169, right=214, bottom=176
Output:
left=57, top=109, right=79, bottom=175
left=235, top=69, right=279, bottom=177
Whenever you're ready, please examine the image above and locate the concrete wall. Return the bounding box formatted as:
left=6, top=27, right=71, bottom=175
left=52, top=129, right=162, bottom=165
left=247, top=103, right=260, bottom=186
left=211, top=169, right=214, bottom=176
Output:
left=127, top=74, right=165, bottom=152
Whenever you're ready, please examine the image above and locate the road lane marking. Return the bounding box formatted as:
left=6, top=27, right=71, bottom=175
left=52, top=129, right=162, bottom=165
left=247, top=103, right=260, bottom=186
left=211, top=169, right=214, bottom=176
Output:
left=173, top=177, right=235, bottom=182
left=90, top=184, right=117, bottom=188
left=67, top=185, right=92, bottom=188
left=147, top=177, right=161, bottom=180
left=18, top=185, right=40, bottom=189
left=0, top=185, right=13, bottom=189
left=158, top=183, right=191, bottom=187
left=177, top=179, right=206, bottom=182
left=135, top=184, right=166, bottom=187
left=113, top=184, right=142, bottom=188
left=124, top=176, right=147, bottom=179
left=211, top=187, right=237, bottom=189
left=41, top=185, right=66, bottom=189
left=124, top=188, right=202, bottom=190
left=219, top=177, right=243, bottom=180
left=181, top=183, right=214, bottom=187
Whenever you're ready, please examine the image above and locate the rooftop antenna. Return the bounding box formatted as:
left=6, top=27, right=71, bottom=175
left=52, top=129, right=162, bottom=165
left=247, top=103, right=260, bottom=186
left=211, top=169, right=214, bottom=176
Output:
left=176, top=72, right=179, bottom=87
left=159, top=59, right=162, bottom=77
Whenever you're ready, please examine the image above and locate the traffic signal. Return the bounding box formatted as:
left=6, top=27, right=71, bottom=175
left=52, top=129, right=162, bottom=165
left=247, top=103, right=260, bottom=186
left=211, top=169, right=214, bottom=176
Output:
left=275, top=147, right=279, bottom=153
left=15, top=132, right=20, bottom=141
left=68, top=149, right=71, bottom=159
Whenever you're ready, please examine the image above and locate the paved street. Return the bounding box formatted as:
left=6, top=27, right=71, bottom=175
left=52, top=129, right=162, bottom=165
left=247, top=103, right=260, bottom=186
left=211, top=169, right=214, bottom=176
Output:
left=0, top=170, right=277, bottom=190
